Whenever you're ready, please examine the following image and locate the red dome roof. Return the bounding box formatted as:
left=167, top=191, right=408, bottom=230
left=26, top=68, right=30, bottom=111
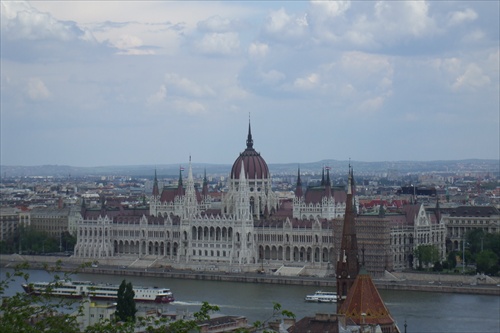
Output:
left=230, top=123, right=269, bottom=180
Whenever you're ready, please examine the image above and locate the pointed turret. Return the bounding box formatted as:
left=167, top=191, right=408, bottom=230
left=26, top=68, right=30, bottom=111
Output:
left=295, top=166, right=303, bottom=198
left=325, top=167, right=332, bottom=197
left=152, top=169, right=160, bottom=197
left=236, top=161, right=250, bottom=219
left=435, top=198, right=441, bottom=223
left=177, top=166, right=184, bottom=197
left=184, top=156, right=198, bottom=218
left=336, top=166, right=360, bottom=312
left=202, top=169, right=209, bottom=197
left=246, top=118, right=254, bottom=150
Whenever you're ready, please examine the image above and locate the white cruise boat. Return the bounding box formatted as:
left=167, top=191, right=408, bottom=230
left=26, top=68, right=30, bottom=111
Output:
left=22, top=280, right=174, bottom=303
left=304, top=290, right=337, bottom=303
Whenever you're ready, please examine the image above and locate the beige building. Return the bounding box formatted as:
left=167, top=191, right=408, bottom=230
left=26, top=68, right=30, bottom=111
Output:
left=443, top=205, right=500, bottom=250
left=30, top=207, right=71, bottom=237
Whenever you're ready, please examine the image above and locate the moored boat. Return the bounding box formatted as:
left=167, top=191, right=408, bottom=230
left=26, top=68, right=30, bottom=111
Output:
left=22, top=280, right=174, bottom=303
left=304, top=290, right=337, bottom=303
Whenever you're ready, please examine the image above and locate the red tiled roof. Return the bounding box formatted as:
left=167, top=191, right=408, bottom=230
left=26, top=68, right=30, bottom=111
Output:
left=338, top=268, right=399, bottom=332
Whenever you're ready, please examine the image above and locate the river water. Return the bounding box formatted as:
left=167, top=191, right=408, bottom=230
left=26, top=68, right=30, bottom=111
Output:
left=2, top=269, right=499, bottom=333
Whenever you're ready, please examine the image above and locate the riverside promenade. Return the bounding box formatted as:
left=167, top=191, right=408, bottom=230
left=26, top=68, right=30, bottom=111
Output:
left=2, top=254, right=499, bottom=296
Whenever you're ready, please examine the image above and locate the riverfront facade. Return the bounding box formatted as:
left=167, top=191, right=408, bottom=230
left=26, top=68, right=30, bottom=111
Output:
left=73, top=123, right=446, bottom=276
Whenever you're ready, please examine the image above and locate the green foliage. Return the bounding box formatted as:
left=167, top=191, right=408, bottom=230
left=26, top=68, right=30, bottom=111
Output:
left=446, top=251, right=457, bottom=269
left=1, top=263, right=294, bottom=333
left=414, top=245, right=440, bottom=269
left=0, top=225, right=77, bottom=255
left=476, top=250, right=499, bottom=275
left=432, top=261, right=443, bottom=272
left=115, top=280, right=137, bottom=323
left=454, top=231, right=500, bottom=275
left=0, top=261, right=82, bottom=333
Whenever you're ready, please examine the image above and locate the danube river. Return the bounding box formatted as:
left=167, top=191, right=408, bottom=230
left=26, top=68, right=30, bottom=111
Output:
left=2, top=269, right=499, bottom=333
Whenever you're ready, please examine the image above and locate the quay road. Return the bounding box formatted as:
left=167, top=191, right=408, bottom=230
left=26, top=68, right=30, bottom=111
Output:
left=2, top=254, right=499, bottom=296
left=0, top=255, right=500, bottom=296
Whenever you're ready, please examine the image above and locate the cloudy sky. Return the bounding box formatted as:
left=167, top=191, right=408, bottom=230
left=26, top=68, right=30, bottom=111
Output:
left=1, top=1, right=498, bottom=167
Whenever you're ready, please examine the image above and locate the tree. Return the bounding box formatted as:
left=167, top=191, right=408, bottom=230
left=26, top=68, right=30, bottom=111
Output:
left=446, top=251, right=457, bottom=269
left=0, top=261, right=81, bottom=333
left=476, top=250, right=499, bottom=275
left=1, top=263, right=293, bottom=333
left=115, top=280, right=137, bottom=323
left=414, top=245, right=440, bottom=269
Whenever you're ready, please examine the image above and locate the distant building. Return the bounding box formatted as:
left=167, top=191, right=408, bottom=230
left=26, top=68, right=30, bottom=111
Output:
left=386, top=202, right=447, bottom=270
left=30, top=207, right=71, bottom=237
left=442, top=205, right=500, bottom=251
left=0, top=207, right=21, bottom=242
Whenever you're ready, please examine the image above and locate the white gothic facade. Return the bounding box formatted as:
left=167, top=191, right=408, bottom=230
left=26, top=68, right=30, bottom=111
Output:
left=74, top=124, right=350, bottom=274
left=73, top=123, right=447, bottom=276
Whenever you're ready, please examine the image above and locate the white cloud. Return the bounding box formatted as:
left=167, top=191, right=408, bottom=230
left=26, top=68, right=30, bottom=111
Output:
left=164, top=73, right=215, bottom=98
left=114, top=34, right=143, bottom=50
left=357, top=96, right=385, bottom=113
left=147, top=84, right=167, bottom=105
left=26, top=77, right=51, bottom=101
left=260, top=69, right=286, bottom=85
left=293, top=73, right=320, bottom=90
left=194, top=32, right=240, bottom=56
left=197, top=15, right=241, bottom=33
left=248, top=42, right=269, bottom=59
left=263, top=8, right=308, bottom=41
left=452, top=63, right=491, bottom=91
left=310, top=0, right=351, bottom=18
left=448, top=8, right=478, bottom=26
left=173, top=99, right=207, bottom=115
left=1, top=1, right=89, bottom=41
left=374, top=1, right=434, bottom=38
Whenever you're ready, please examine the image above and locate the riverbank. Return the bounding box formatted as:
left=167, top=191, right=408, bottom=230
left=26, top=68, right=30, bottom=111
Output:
left=2, top=254, right=499, bottom=296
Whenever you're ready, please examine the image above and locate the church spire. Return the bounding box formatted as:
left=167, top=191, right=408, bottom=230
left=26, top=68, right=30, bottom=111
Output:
left=152, top=168, right=159, bottom=197
left=337, top=165, right=360, bottom=312
left=295, top=166, right=303, bottom=198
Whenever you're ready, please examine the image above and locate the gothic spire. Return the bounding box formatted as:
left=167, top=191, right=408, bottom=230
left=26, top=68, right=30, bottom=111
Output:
left=337, top=166, right=360, bottom=312
left=152, top=168, right=159, bottom=197
left=295, top=165, right=303, bottom=198
left=177, top=166, right=184, bottom=196
left=246, top=117, right=254, bottom=149
left=325, top=167, right=332, bottom=197
left=202, top=168, right=209, bottom=197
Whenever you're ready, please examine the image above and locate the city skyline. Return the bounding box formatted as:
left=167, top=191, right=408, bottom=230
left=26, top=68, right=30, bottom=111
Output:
left=1, top=1, right=499, bottom=167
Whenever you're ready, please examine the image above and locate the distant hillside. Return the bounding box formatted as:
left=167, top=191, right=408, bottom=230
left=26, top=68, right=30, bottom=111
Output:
left=1, top=159, right=498, bottom=178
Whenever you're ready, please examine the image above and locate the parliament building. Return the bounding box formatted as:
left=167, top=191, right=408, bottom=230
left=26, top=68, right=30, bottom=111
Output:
left=74, top=123, right=445, bottom=277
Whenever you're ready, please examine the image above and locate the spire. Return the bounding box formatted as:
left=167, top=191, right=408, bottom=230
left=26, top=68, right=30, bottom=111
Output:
left=152, top=168, right=160, bottom=197
left=246, top=116, right=254, bottom=149
left=202, top=168, right=209, bottom=197
left=187, top=156, right=193, bottom=182
left=295, top=166, right=303, bottom=198
left=177, top=166, right=184, bottom=196
left=435, top=197, right=441, bottom=223
left=321, top=167, right=325, bottom=186
left=337, top=166, right=360, bottom=312
left=325, top=167, right=332, bottom=197
left=326, top=167, right=331, bottom=186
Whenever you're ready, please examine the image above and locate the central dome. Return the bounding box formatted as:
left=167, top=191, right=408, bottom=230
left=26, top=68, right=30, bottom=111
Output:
left=230, top=122, right=269, bottom=180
